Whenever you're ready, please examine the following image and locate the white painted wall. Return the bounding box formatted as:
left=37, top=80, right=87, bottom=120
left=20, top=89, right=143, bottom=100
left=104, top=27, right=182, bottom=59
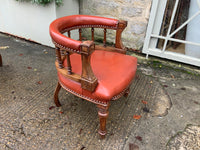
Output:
left=185, top=0, right=200, bottom=58
left=56, top=0, right=79, bottom=40
left=0, top=0, right=79, bottom=47
left=56, top=0, right=79, bottom=18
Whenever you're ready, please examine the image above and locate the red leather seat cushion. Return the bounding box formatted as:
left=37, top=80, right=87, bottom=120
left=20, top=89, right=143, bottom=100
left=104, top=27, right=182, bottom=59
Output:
left=58, top=50, right=137, bottom=102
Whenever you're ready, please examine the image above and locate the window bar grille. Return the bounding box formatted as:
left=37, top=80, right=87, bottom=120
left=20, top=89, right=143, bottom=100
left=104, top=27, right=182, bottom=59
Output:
left=170, top=11, right=200, bottom=38
left=162, top=0, right=180, bottom=52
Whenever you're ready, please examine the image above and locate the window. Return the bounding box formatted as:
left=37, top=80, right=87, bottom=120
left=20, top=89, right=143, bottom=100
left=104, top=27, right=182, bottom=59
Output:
left=143, top=0, right=200, bottom=67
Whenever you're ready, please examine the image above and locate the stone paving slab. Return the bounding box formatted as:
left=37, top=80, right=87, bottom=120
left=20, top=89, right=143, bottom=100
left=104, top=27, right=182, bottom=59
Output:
left=0, top=33, right=200, bottom=149
left=167, top=125, right=200, bottom=150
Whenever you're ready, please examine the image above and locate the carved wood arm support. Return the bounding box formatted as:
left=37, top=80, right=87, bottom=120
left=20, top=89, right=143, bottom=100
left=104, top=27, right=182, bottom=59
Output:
left=55, top=40, right=98, bottom=92
left=115, top=20, right=128, bottom=53
left=80, top=41, right=98, bottom=92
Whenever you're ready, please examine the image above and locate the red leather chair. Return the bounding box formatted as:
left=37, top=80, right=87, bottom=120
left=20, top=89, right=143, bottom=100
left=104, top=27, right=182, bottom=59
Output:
left=49, top=15, right=137, bottom=138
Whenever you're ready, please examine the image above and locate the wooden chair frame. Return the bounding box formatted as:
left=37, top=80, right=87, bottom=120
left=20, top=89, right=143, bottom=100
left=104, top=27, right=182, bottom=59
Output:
left=50, top=15, right=133, bottom=138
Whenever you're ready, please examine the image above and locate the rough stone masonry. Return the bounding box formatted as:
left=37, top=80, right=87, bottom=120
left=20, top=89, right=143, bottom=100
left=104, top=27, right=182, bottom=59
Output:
left=80, top=0, right=152, bottom=50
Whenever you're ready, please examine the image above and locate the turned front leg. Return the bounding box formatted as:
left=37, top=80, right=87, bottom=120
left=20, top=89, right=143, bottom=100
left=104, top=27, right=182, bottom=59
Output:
left=97, top=104, right=110, bottom=139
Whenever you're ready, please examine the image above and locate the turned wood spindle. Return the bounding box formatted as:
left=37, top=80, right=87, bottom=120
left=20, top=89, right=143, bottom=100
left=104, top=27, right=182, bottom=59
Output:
left=103, top=28, right=107, bottom=47
left=79, top=28, right=82, bottom=41
left=66, top=52, right=72, bottom=75
left=55, top=47, right=63, bottom=68
left=91, top=27, right=94, bottom=41
left=68, top=31, right=71, bottom=38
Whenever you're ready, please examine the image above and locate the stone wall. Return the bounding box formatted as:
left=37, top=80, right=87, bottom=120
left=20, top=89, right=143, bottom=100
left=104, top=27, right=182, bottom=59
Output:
left=80, top=0, right=152, bottom=50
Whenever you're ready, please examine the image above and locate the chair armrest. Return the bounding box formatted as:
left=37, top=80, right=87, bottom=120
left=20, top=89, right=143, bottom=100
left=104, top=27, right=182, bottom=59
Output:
left=55, top=40, right=98, bottom=92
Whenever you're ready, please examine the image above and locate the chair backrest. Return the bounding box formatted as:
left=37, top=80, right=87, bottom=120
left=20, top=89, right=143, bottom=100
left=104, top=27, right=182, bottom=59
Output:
left=49, top=15, right=127, bottom=53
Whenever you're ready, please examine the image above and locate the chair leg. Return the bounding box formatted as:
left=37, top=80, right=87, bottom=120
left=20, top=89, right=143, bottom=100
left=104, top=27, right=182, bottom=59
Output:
left=54, top=82, right=62, bottom=107
left=0, top=54, right=2, bottom=67
left=97, top=103, right=110, bottom=139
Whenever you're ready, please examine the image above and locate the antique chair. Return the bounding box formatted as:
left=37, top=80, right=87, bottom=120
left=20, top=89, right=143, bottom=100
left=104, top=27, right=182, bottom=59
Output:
left=49, top=15, right=137, bottom=138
